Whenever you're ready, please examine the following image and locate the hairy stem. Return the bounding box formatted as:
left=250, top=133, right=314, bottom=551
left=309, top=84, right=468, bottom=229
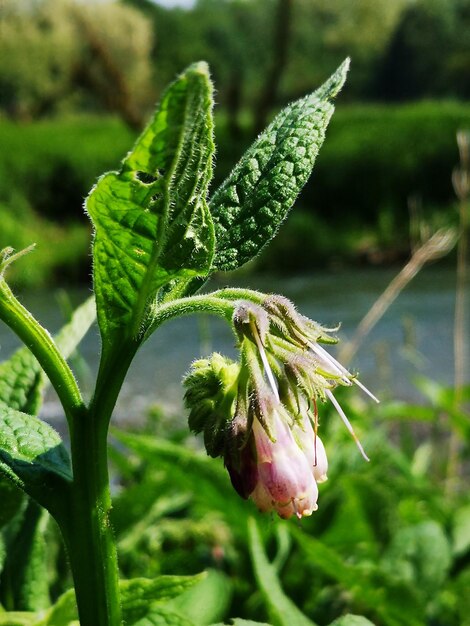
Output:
left=63, top=338, right=139, bottom=626
left=0, top=279, right=84, bottom=425
left=64, top=416, right=121, bottom=626
left=147, top=287, right=267, bottom=339
left=147, top=294, right=236, bottom=338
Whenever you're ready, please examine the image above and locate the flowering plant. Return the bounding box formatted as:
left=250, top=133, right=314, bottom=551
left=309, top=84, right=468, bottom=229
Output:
left=184, top=295, right=377, bottom=520
left=0, top=59, right=374, bottom=625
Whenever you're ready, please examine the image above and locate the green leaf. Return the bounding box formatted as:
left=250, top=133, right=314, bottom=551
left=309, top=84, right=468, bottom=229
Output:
left=121, top=575, right=205, bottom=625
left=37, top=576, right=203, bottom=626
left=133, top=606, right=195, bottom=626
left=169, top=570, right=232, bottom=626
left=35, top=588, right=76, bottom=626
left=329, top=617, right=377, bottom=626
left=53, top=296, right=96, bottom=364
left=0, top=476, right=24, bottom=528
left=209, top=59, right=349, bottom=271
left=210, top=621, right=272, bottom=626
left=0, top=406, right=71, bottom=507
left=248, top=519, right=316, bottom=626
left=0, top=480, right=25, bottom=581
left=381, top=521, right=451, bottom=597
left=0, top=348, right=44, bottom=419
left=0, top=296, right=95, bottom=416
left=0, top=613, right=38, bottom=626
left=452, top=568, right=470, bottom=626
left=0, top=500, right=50, bottom=611
left=112, top=431, right=249, bottom=529
left=86, top=62, right=215, bottom=349
left=290, top=527, right=359, bottom=590
left=291, top=528, right=423, bottom=626
left=452, top=504, right=470, bottom=557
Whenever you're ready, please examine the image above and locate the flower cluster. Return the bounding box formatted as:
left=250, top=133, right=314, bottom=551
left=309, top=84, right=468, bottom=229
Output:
left=184, top=295, right=377, bottom=519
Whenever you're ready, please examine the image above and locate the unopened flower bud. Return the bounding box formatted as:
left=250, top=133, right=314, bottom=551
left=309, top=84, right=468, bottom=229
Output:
left=184, top=353, right=240, bottom=457
left=232, top=301, right=270, bottom=345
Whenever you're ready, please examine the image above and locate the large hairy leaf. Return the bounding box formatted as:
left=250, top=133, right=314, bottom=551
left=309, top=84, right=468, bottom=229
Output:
left=209, top=59, right=349, bottom=271
left=86, top=62, right=215, bottom=349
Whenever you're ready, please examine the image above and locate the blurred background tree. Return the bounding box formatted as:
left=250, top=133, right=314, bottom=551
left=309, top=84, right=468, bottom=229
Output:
left=4, top=0, right=469, bottom=125
left=376, top=0, right=470, bottom=100
left=0, top=0, right=154, bottom=125
left=0, top=0, right=469, bottom=285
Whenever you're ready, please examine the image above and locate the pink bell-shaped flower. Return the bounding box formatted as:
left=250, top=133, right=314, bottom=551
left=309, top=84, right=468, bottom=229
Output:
left=249, top=409, right=319, bottom=519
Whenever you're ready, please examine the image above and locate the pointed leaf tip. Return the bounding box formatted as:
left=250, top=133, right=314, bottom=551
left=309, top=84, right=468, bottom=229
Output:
left=317, top=57, right=350, bottom=101
left=0, top=243, right=36, bottom=275
left=190, top=61, right=211, bottom=77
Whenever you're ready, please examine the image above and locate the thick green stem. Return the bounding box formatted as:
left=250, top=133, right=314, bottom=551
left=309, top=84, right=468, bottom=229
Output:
left=63, top=415, right=121, bottom=626
left=63, top=339, right=139, bottom=626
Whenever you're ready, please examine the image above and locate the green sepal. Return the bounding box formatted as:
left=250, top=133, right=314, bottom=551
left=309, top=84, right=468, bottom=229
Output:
left=209, top=59, right=349, bottom=271
left=0, top=406, right=71, bottom=512
left=86, top=62, right=215, bottom=350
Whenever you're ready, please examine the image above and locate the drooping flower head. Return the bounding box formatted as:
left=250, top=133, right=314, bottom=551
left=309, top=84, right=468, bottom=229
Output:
left=184, top=295, right=377, bottom=519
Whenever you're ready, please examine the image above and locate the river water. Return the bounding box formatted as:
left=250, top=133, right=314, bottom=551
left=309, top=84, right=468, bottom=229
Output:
left=0, top=265, right=468, bottom=427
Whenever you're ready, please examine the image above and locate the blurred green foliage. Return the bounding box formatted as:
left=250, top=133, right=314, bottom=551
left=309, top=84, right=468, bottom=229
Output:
left=2, top=0, right=470, bottom=121
left=0, top=116, right=135, bottom=286
left=76, top=0, right=470, bottom=109
left=0, top=0, right=154, bottom=125
left=1, top=0, right=469, bottom=282
left=110, top=380, right=470, bottom=626
left=1, top=100, right=468, bottom=284
left=2, top=380, right=469, bottom=625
